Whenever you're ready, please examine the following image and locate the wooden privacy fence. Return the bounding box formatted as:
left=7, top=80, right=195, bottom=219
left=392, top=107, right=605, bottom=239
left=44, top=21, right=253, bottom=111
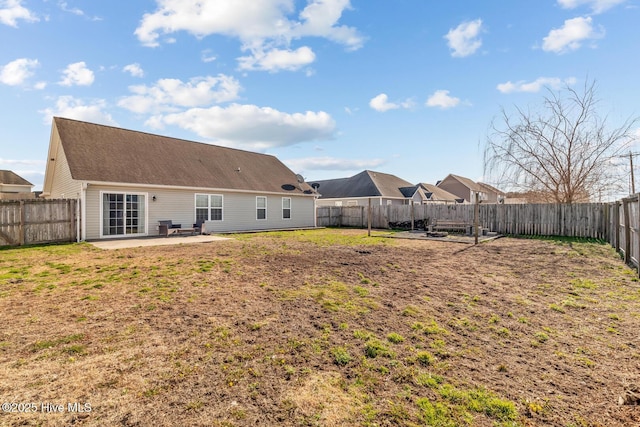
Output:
left=0, top=199, right=78, bottom=246
left=610, top=195, right=640, bottom=271
left=317, top=203, right=611, bottom=239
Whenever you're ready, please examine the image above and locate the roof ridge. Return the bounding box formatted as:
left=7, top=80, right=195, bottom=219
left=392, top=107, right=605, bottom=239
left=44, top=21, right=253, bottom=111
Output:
left=53, top=116, right=277, bottom=159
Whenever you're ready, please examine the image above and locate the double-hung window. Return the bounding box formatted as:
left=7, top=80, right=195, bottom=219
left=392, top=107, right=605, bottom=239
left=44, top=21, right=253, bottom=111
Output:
left=256, top=196, right=267, bottom=220
left=195, top=194, right=223, bottom=222
left=282, top=197, right=291, bottom=219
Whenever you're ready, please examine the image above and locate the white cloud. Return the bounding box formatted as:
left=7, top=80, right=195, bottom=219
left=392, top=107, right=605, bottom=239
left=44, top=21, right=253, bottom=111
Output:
left=134, top=0, right=363, bottom=72
left=238, top=46, right=315, bottom=72
left=0, top=0, right=38, bottom=27
left=284, top=156, right=385, bottom=172
left=58, top=1, right=101, bottom=21
left=444, top=19, right=483, bottom=58
left=34, top=81, right=47, bottom=90
left=123, top=63, right=144, bottom=77
left=0, top=58, right=38, bottom=86
left=59, top=61, right=95, bottom=86
left=542, top=16, right=604, bottom=54
left=369, top=93, right=413, bottom=112
left=497, top=76, right=577, bottom=93
left=293, top=0, right=363, bottom=50
left=40, top=96, right=117, bottom=126
left=118, top=74, right=241, bottom=114
left=147, top=103, right=336, bottom=151
left=426, top=90, right=461, bottom=109
left=557, top=0, right=627, bottom=13
left=201, top=49, right=217, bottom=63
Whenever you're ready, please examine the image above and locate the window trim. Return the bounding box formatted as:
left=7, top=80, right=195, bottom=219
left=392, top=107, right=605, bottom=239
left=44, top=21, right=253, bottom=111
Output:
left=195, top=193, right=224, bottom=222
left=282, top=197, right=291, bottom=220
left=256, top=196, right=267, bottom=220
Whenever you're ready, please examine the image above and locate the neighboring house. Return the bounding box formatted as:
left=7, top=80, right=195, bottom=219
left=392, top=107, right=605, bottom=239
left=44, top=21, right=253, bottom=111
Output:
left=435, top=174, right=487, bottom=203
left=42, top=117, right=317, bottom=240
left=313, top=170, right=427, bottom=206
left=0, top=170, right=34, bottom=199
left=477, top=182, right=507, bottom=204
left=417, top=183, right=464, bottom=204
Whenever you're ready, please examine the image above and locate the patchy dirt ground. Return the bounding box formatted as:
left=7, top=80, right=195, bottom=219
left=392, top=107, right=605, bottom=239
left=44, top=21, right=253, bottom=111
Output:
left=1, top=229, right=639, bottom=426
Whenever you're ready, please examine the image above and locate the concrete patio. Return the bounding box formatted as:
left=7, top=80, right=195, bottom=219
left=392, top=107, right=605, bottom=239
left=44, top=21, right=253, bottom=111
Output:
left=89, top=234, right=232, bottom=250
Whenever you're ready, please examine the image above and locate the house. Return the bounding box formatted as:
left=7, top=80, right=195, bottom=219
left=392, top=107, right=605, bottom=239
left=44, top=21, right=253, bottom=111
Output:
left=436, top=174, right=504, bottom=203
left=42, top=117, right=317, bottom=240
left=313, top=170, right=427, bottom=206
left=417, top=183, right=463, bottom=204
left=0, top=170, right=34, bottom=199
left=476, top=182, right=507, bottom=204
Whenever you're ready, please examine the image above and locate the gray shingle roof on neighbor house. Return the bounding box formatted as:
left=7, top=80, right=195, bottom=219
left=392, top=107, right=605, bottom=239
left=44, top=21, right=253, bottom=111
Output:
left=312, top=170, right=416, bottom=199
left=0, top=170, right=33, bottom=186
left=53, top=117, right=312, bottom=195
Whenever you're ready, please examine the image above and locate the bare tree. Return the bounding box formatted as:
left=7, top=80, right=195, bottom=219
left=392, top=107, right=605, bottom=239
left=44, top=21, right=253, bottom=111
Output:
left=484, top=80, right=639, bottom=203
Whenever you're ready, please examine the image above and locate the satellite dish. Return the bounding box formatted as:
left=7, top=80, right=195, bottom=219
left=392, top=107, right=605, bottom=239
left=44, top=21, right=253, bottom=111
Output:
left=311, top=182, right=320, bottom=190
left=296, top=174, right=305, bottom=183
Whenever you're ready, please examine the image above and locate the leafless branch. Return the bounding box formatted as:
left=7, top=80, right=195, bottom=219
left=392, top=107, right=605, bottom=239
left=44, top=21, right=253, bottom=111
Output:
left=484, top=80, right=639, bottom=203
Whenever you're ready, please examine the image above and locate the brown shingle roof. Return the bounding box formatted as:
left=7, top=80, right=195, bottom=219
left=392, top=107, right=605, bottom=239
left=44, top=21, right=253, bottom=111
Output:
left=446, top=174, right=483, bottom=192
left=418, top=183, right=459, bottom=201
left=0, top=170, right=33, bottom=186
left=54, top=117, right=311, bottom=194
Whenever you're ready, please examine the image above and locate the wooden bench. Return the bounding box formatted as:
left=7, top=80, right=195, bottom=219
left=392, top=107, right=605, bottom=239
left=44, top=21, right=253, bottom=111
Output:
left=158, top=220, right=200, bottom=237
left=430, top=219, right=470, bottom=233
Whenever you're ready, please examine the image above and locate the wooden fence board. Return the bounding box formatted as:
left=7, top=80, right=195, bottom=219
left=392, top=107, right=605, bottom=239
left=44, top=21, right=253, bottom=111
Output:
left=0, top=199, right=77, bottom=246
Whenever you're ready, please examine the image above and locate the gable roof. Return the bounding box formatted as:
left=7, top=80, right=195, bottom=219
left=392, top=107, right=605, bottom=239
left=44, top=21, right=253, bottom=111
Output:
left=440, top=174, right=484, bottom=192
left=418, top=183, right=459, bottom=201
left=313, top=170, right=416, bottom=199
left=0, top=170, right=33, bottom=186
left=50, top=117, right=312, bottom=195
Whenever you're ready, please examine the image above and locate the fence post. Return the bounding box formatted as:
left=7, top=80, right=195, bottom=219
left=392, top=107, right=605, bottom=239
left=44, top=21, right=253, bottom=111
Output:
left=613, top=202, right=620, bottom=253
left=19, top=200, right=25, bottom=246
left=367, top=198, right=371, bottom=237
left=637, top=197, right=640, bottom=278
left=623, top=198, right=631, bottom=264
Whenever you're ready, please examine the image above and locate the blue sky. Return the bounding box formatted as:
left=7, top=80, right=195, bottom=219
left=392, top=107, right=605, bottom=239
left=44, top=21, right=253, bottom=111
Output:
left=1, top=0, right=639, bottom=191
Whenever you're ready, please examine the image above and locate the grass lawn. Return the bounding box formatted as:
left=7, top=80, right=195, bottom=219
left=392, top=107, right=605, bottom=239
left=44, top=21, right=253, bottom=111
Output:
left=0, top=229, right=639, bottom=426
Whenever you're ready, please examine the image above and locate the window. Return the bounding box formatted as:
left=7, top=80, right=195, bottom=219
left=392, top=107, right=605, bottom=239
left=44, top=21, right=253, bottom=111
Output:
left=346, top=200, right=358, bottom=206
left=282, top=197, right=291, bottom=219
left=256, top=196, right=267, bottom=220
left=102, top=192, right=146, bottom=237
left=386, top=200, right=393, bottom=205
left=334, top=201, right=343, bottom=207
left=195, top=194, right=223, bottom=222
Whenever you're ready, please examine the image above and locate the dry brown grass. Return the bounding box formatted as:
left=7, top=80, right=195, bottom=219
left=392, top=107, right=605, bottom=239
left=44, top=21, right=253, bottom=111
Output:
left=0, top=229, right=639, bottom=426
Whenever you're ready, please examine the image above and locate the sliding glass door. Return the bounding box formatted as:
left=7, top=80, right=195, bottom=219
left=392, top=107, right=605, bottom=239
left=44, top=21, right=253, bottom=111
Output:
left=102, top=192, right=146, bottom=237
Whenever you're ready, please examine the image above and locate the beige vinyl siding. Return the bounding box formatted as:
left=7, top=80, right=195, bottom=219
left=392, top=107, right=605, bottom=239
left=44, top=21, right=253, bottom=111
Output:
left=204, top=193, right=314, bottom=233
left=48, top=138, right=82, bottom=199
left=437, top=178, right=471, bottom=202
left=84, top=185, right=315, bottom=239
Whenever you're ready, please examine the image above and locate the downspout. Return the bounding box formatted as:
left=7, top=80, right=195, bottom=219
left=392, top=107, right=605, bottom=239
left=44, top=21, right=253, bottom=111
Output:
left=313, top=194, right=318, bottom=228
left=80, top=182, right=87, bottom=241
